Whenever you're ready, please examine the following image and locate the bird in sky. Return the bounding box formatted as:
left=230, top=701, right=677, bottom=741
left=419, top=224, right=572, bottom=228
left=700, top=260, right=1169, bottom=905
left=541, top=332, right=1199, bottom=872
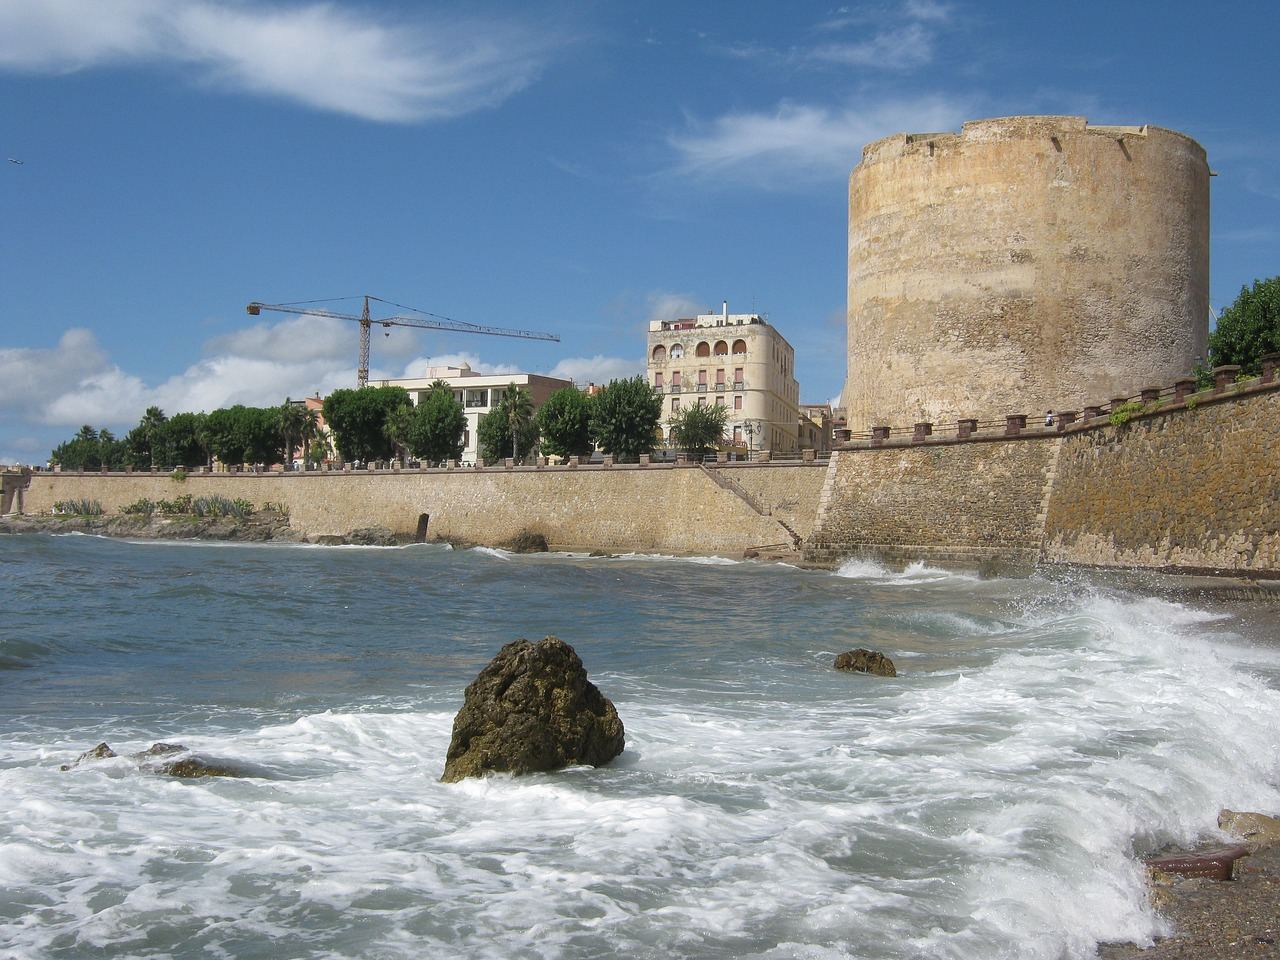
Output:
left=7, top=158, right=22, bottom=164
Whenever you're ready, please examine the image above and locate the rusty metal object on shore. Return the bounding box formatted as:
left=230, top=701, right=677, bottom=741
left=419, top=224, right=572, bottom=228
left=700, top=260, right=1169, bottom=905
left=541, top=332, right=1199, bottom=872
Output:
left=1145, top=845, right=1251, bottom=881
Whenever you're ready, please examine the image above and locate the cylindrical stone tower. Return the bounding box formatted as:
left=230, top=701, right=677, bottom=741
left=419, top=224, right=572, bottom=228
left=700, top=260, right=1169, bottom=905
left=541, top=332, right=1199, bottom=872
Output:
left=843, top=115, right=1209, bottom=431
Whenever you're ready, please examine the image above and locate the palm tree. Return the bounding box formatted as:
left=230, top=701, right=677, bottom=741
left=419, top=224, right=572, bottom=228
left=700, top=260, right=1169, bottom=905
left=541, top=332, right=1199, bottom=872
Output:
left=278, top=401, right=307, bottom=469
left=298, top=407, right=321, bottom=468
left=139, top=406, right=167, bottom=468
left=503, top=384, right=534, bottom=461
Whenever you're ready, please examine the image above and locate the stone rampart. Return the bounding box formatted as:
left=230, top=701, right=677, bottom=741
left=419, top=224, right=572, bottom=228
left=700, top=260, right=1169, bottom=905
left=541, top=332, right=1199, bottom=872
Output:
left=18, top=462, right=826, bottom=557
left=1042, top=383, right=1280, bottom=574
left=807, top=369, right=1280, bottom=576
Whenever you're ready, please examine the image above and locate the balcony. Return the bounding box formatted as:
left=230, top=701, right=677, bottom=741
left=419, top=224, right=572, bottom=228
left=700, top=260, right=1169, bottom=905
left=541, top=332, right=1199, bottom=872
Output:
left=714, top=383, right=725, bottom=392
left=696, top=384, right=708, bottom=393
left=733, top=381, right=745, bottom=390
left=669, top=384, right=682, bottom=394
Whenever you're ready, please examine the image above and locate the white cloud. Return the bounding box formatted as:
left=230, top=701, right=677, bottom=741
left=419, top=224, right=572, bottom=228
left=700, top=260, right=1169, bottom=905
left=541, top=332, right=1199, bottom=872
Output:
left=395, top=352, right=522, bottom=379
left=667, top=95, right=973, bottom=186
left=810, top=24, right=933, bottom=69
left=645, top=292, right=707, bottom=320
left=546, top=356, right=643, bottom=385
left=0, top=0, right=554, bottom=123
left=903, top=0, right=952, bottom=23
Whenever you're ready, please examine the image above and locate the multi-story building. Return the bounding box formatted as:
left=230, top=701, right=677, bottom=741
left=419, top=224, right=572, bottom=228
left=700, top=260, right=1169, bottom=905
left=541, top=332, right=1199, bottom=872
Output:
left=376, top=364, right=571, bottom=463
left=647, top=303, right=800, bottom=455
left=798, top=403, right=833, bottom=454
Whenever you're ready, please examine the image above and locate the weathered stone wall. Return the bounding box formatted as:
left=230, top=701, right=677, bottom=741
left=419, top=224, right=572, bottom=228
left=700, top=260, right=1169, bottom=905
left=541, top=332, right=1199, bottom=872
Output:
left=806, top=437, right=1058, bottom=566
left=714, top=462, right=829, bottom=539
left=1043, top=387, right=1280, bottom=573
left=19, top=463, right=823, bottom=556
left=845, top=116, right=1209, bottom=431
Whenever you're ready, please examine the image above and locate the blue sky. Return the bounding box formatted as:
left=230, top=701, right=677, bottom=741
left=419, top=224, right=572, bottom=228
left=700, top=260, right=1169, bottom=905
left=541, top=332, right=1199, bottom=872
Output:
left=1, top=0, right=1277, bottom=464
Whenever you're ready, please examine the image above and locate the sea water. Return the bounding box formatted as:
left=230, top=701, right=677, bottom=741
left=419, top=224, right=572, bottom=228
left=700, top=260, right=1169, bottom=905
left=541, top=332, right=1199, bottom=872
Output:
left=2, top=534, right=1278, bottom=960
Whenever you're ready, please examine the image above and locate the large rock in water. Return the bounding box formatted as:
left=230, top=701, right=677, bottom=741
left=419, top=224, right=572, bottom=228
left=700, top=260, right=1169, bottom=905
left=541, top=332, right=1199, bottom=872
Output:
left=834, top=648, right=897, bottom=677
left=441, top=636, right=625, bottom=783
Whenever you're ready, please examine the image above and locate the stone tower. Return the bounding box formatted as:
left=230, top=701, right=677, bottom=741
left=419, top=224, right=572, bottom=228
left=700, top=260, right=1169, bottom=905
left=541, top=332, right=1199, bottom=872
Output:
left=843, top=115, right=1209, bottom=431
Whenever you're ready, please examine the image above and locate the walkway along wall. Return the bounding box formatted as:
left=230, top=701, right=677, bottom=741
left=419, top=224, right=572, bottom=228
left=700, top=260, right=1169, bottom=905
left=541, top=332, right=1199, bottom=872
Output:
left=17, top=461, right=826, bottom=557
left=807, top=374, right=1280, bottom=576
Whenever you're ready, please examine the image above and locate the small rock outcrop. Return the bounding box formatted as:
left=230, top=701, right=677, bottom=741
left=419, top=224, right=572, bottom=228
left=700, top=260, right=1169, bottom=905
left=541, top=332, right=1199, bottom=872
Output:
left=504, top=530, right=549, bottom=553
left=441, top=636, right=625, bottom=783
left=346, top=526, right=398, bottom=546
left=1220, top=809, right=1280, bottom=851
left=61, top=741, right=246, bottom=778
left=60, top=742, right=117, bottom=770
left=834, top=648, right=897, bottom=677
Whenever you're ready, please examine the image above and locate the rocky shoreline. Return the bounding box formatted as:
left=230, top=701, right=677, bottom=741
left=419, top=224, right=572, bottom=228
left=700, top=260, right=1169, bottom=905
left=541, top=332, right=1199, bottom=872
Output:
left=0, top=511, right=402, bottom=546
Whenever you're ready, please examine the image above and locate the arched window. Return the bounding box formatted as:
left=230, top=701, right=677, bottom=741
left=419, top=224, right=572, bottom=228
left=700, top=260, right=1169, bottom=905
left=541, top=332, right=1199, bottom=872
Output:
left=714, top=340, right=728, bottom=355
left=652, top=344, right=667, bottom=362
left=731, top=339, right=747, bottom=354
left=670, top=343, right=684, bottom=359
left=695, top=341, right=711, bottom=358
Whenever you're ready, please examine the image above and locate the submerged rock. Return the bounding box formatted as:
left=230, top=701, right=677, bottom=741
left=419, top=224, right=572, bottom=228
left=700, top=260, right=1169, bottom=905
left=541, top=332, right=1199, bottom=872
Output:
left=442, top=636, right=625, bottom=783
left=60, top=742, right=117, bottom=770
left=834, top=648, right=897, bottom=677
left=1220, top=809, right=1280, bottom=852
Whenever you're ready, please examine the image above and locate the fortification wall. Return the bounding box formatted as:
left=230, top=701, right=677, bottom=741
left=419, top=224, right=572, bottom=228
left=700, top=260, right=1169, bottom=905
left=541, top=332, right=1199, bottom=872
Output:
left=714, top=462, right=829, bottom=539
left=845, top=115, right=1209, bottom=431
left=19, top=463, right=825, bottom=557
left=805, top=437, right=1057, bottom=566
left=1043, top=386, right=1280, bottom=573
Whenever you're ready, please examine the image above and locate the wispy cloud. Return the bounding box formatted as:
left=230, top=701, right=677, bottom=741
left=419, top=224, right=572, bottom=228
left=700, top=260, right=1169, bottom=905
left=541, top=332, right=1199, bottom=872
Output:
left=547, top=356, right=643, bottom=385
left=810, top=24, right=933, bottom=70
left=667, top=95, right=973, bottom=186
left=0, top=0, right=556, bottom=123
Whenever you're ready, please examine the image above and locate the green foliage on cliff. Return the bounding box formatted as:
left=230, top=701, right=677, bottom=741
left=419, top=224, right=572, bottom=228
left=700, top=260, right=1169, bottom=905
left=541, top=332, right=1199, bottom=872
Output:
left=1207, top=276, right=1280, bottom=376
left=590, top=376, right=663, bottom=463
left=323, top=386, right=411, bottom=463
left=478, top=384, right=538, bottom=464
left=668, top=402, right=728, bottom=459
left=536, top=387, right=595, bottom=460
left=407, top=381, right=466, bottom=464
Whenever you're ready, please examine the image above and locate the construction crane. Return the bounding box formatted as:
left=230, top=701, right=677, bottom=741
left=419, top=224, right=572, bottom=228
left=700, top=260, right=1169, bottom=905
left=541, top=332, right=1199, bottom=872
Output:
left=246, top=294, right=559, bottom=388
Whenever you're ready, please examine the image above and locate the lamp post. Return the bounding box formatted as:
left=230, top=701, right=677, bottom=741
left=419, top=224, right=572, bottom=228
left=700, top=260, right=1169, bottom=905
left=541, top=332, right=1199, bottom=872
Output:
left=743, top=419, right=758, bottom=459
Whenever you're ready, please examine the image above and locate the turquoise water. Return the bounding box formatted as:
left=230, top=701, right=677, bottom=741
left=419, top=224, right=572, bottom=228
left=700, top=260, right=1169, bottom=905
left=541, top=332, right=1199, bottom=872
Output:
left=2, top=534, right=1279, bottom=959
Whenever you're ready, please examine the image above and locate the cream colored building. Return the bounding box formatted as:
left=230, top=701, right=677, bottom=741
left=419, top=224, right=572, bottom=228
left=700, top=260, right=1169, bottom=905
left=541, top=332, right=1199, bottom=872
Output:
left=647, top=304, right=800, bottom=455
left=376, top=365, right=571, bottom=463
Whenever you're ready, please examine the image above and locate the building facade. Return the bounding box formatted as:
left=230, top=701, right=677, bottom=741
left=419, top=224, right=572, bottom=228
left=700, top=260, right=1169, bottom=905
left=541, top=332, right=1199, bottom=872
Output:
left=376, top=365, right=571, bottom=463
left=647, top=304, right=801, bottom=455
left=844, top=115, right=1210, bottom=432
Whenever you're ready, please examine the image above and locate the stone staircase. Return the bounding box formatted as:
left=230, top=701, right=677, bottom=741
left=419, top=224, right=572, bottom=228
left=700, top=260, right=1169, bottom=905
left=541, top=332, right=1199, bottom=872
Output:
left=698, top=464, right=802, bottom=551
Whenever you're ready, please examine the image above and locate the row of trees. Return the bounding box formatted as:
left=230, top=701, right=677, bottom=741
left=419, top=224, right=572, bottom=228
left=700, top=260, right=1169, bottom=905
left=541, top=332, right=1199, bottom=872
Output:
left=50, top=402, right=328, bottom=471
left=50, top=373, right=740, bottom=471
left=318, top=376, right=733, bottom=466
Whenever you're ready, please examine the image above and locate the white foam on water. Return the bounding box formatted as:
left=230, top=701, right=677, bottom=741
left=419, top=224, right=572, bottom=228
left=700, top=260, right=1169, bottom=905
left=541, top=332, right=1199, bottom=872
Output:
left=833, top=557, right=976, bottom=584
left=470, top=546, right=514, bottom=560
left=3, top=586, right=1278, bottom=959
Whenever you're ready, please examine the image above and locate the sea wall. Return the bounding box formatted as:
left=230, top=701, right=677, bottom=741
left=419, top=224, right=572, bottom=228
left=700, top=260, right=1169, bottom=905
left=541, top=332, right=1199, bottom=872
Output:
left=17, top=462, right=825, bottom=557
left=805, top=436, right=1057, bottom=567
left=1042, top=385, right=1280, bottom=573
left=806, top=376, right=1280, bottom=576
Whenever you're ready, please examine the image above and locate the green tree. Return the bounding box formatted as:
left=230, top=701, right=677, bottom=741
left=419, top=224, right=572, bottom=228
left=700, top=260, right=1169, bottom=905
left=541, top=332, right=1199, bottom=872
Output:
left=164, top=412, right=209, bottom=469
left=383, top=402, right=415, bottom=466
left=407, top=381, right=466, bottom=464
left=49, top=425, right=129, bottom=470
left=1207, top=277, right=1280, bottom=376
left=323, top=386, right=411, bottom=463
left=202, top=406, right=280, bottom=466
left=124, top=406, right=169, bottom=469
left=478, top=384, right=538, bottom=463
left=277, top=401, right=308, bottom=468
left=536, top=387, right=595, bottom=460
left=669, top=402, right=729, bottom=459
left=590, top=376, right=663, bottom=463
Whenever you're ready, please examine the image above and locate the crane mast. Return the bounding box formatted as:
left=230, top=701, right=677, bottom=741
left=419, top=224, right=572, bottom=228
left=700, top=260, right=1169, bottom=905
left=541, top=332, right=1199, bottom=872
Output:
left=246, top=295, right=559, bottom=388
